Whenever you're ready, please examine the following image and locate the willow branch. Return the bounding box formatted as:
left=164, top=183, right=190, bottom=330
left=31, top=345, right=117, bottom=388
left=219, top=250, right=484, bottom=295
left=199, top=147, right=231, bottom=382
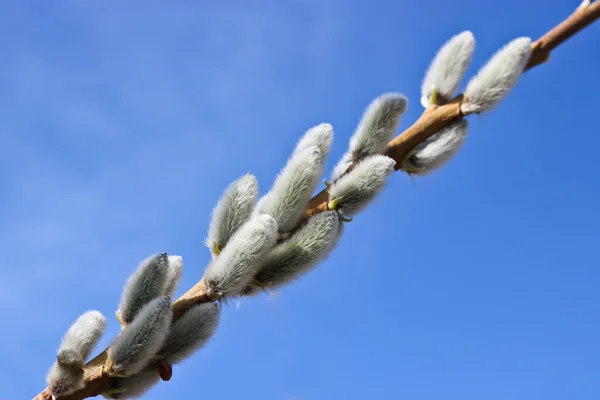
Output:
left=305, top=0, right=600, bottom=218
left=34, top=2, right=600, bottom=399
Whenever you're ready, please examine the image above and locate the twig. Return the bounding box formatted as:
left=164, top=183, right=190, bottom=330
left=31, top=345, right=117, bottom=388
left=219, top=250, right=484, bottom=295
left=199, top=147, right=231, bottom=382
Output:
left=33, top=3, right=600, bottom=399
left=305, top=1, right=600, bottom=217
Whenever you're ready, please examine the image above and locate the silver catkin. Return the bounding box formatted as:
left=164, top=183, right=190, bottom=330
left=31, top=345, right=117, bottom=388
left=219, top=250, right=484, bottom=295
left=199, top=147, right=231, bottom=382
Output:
left=163, top=255, right=183, bottom=298
left=257, top=146, right=323, bottom=233
left=328, top=155, right=395, bottom=217
left=249, top=211, right=342, bottom=292
left=331, top=93, right=406, bottom=181
left=106, top=296, right=172, bottom=377
left=292, top=123, right=334, bottom=162
left=46, top=311, right=107, bottom=398
left=117, top=253, right=169, bottom=324
left=421, top=31, right=475, bottom=107
left=203, top=214, right=278, bottom=298
left=206, top=173, right=259, bottom=256
left=403, top=119, right=469, bottom=175
left=462, top=37, right=531, bottom=114
left=159, top=302, right=221, bottom=364
left=330, top=150, right=353, bottom=183
left=58, top=310, right=106, bottom=361
left=349, top=93, right=407, bottom=161
left=46, top=353, right=85, bottom=399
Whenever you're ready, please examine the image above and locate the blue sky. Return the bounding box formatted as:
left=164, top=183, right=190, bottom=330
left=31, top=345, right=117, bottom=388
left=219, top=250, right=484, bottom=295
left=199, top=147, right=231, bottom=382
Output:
left=1, top=1, right=599, bottom=399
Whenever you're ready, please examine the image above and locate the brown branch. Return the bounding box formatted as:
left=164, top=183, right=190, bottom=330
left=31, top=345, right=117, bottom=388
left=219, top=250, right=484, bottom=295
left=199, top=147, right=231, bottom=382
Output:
left=305, top=0, right=600, bottom=220
left=34, top=2, right=600, bottom=399
left=32, top=280, right=214, bottom=400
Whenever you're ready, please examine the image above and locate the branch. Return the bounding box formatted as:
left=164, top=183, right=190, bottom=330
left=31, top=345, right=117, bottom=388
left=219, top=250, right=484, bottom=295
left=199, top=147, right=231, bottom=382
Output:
left=305, top=0, right=600, bottom=218
left=33, top=280, right=213, bottom=400
left=34, top=2, right=600, bottom=399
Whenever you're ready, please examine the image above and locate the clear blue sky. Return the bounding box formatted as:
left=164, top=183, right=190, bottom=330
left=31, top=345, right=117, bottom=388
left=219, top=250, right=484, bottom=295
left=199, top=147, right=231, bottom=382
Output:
left=1, top=1, right=599, bottom=399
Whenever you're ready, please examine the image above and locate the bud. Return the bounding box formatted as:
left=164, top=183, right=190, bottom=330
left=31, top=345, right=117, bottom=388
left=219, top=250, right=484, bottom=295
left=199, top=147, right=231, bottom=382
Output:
left=159, top=303, right=221, bottom=364
left=350, top=93, right=407, bottom=161
left=117, top=253, right=169, bottom=325
left=421, top=31, right=475, bottom=107
left=46, top=357, right=85, bottom=399
left=402, top=119, right=469, bottom=175
left=106, top=296, right=172, bottom=377
left=328, top=155, right=395, bottom=217
left=204, top=215, right=278, bottom=299
left=206, top=173, right=259, bottom=256
left=248, top=211, right=342, bottom=292
left=330, top=151, right=353, bottom=182
left=163, top=255, right=183, bottom=297
left=331, top=93, right=406, bottom=181
left=257, top=147, right=323, bottom=233
left=46, top=311, right=107, bottom=398
left=292, top=123, right=334, bottom=162
left=462, top=37, right=531, bottom=114
left=59, top=310, right=106, bottom=361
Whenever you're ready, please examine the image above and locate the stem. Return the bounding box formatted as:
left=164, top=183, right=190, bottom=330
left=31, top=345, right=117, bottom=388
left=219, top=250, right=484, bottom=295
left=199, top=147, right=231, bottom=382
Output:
left=33, top=3, right=600, bottom=399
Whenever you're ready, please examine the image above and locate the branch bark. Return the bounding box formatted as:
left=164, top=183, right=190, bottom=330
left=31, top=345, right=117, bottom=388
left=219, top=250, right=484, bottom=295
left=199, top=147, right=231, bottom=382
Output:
left=34, top=2, right=600, bottom=399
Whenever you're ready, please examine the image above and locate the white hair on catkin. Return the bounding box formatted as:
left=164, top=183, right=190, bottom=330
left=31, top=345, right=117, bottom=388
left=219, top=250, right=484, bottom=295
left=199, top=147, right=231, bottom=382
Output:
left=462, top=37, right=531, bottom=114
left=117, top=253, right=169, bottom=325
left=106, top=296, right=172, bottom=377
left=292, top=123, right=334, bottom=162
left=162, top=255, right=183, bottom=297
left=330, top=150, right=353, bottom=182
left=258, top=146, right=323, bottom=233
left=206, top=173, right=259, bottom=256
left=101, top=366, right=160, bottom=399
left=46, top=311, right=107, bottom=398
left=251, top=192, right=270, bottom=219
left=350, top=93, right=407, bottom=160
left=204, top=214, right=278, bottom=298
left=331, top=93, right=406, bottom=181
left=59, top=310, right=106, bottom=361
left=403, top=119, right=469, bottom=175
left=46, top=353, right=85, bottom=399
left=248, top=211, right=342, bottom=292
left=421, top=31, right=475, bottom=107
left=328, top=155, right=396, bottom=217
left=159, top=302, right=221, bottom=364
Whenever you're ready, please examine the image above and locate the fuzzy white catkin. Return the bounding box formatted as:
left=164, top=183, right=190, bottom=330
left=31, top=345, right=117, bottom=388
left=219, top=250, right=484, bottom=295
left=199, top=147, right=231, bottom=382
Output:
left=163, top=255, right=183, bottom=297
left=159, top=302, right=221, bottom=364
left=101, top=366, right=160, bottom=399
left=403, top=119, right=469, bottom=175
left=206, top=173, right=259, bottom=255
left=421, top=31, right=475, bottom=107
left=59, top=310, right=106, bottom=361
left=117, top=253, right=169, bottom=324
left=252, top=192, right=270, bottom=218
left=462, top=37, right=531, bottom=114
left=331, top=93, right=406, bottom=181
left=56, top=348, right=84, bottom=368
left=328, top=155, right=396, bottom=216
left=46, top=311, right=107, bottom=398
left=204, top=214, right=278, bottom=298
left=258, top=146, right=323, bottom=233
left=107, top=296, right=172, bottom=377
left=330, top=150, right=353, bottom=183
left=349, top=93, right=407, bottom=160
left=292, top=123, right=334, bottom=162
left=249, top=211, right=342, bottom=291
left=46, top=353, right=85, bottom=399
